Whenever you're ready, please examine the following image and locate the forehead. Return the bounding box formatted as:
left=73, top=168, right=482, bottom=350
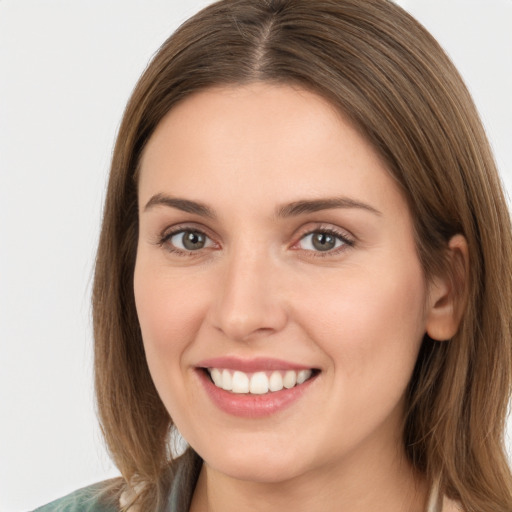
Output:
left=140, top=83, right=350, bottom=169
left=138, top=83, right=406, bottom=220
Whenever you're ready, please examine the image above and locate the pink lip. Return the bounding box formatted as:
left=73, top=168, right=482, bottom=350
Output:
left=196, top=356, right=313, bottom=373
left=195, top=358, right=319, bottom=418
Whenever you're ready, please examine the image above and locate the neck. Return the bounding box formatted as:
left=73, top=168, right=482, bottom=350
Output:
left=189, top=436, right=428, bottom=512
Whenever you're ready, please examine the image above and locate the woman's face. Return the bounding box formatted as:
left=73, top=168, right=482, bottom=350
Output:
left=134, top=83, right=435, bottom=483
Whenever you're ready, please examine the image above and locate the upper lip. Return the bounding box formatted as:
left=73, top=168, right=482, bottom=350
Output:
left=196, top=356, right=316, bottom=373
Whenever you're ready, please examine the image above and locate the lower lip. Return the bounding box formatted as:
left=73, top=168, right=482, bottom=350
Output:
left=196, top=369, right=318, bottom=418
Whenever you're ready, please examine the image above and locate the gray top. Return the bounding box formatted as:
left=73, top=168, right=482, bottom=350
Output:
left=32, top=450, right=201, bottom=512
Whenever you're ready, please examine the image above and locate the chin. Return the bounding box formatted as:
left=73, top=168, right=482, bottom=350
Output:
left=200, top=442, right=309, bottom=484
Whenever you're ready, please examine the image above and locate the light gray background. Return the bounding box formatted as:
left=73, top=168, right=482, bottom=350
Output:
left=1, top=1, right=511, bottom=511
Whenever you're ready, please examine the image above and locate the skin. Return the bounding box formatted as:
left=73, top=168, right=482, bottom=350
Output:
left=134, top=83, right=463, bottom=512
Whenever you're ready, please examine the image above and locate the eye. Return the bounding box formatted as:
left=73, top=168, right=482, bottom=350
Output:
left=162, top=229, right=215, bottom=253
left=297, top=229, right=353, bottom=253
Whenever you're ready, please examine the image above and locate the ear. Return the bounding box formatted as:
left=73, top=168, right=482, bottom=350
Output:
left=425, top=234, right=469, bottom=341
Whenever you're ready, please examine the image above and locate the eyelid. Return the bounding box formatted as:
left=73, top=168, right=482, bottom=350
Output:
left=290, top=223, right=355, bottom=256
left=157, top=223, right=219, bottom=255
left=154, top=221, right=355, bottom=257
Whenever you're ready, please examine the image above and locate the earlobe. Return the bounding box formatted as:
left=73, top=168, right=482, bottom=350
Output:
left=425, top=234, right=469, bottom=341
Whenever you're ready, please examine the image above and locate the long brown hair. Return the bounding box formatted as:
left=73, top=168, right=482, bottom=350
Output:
left=93, top=1, right=512, bottom=510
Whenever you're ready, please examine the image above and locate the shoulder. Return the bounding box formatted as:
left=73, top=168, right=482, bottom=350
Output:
left=31, top=450, right=202, bottom=512
left=31, top=482, right=119, bottom=512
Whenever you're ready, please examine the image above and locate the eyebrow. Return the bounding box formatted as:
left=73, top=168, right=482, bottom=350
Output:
left=275, top=197, right=382, bottom=218
left=144, top=193, right=216, bottom=218
left=143, top=193, right=381, bottom=218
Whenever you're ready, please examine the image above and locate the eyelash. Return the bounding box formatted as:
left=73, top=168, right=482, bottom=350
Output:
left=156, top=224, right=217, bottom=257
left=293, top=227, right=355, bottom=258
left=157, top=224, right=355, bottom=258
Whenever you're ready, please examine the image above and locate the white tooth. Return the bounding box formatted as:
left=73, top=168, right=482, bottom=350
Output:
left=297, top=369, right=312, bottom=384
left=249, top=372, right=269, bottom=394
left=283, top=370, right=297, bottom=389
left=221, top=369, right=232, bottom=391
left=231, top=371, right=250, bottom=394
left=210, top=368, right=222, bottom=387
left=269, top=371, right=284, bottom=392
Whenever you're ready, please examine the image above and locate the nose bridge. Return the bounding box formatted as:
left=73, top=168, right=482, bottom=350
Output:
left=211, top=241, right=287, bottom=342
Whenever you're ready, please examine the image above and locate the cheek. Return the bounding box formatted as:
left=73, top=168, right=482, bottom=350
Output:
left=289, top=262, right=427, bottom=454
left=134, top=256, right=203, bottom=338
left=133, top=258, right=208, bottom=393
left=297, top=261, right=427, bottom=389
left=133, top=259, right=217, bottom=438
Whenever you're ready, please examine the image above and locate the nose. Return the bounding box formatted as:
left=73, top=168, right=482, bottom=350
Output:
left=208, top=247, right=288, bottom=342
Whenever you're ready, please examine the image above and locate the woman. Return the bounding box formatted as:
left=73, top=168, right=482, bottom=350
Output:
left=35, top=0, right=512, bottom=511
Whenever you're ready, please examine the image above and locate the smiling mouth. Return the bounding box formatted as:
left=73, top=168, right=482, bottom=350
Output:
left=204, top=368, right=319, bottom=395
